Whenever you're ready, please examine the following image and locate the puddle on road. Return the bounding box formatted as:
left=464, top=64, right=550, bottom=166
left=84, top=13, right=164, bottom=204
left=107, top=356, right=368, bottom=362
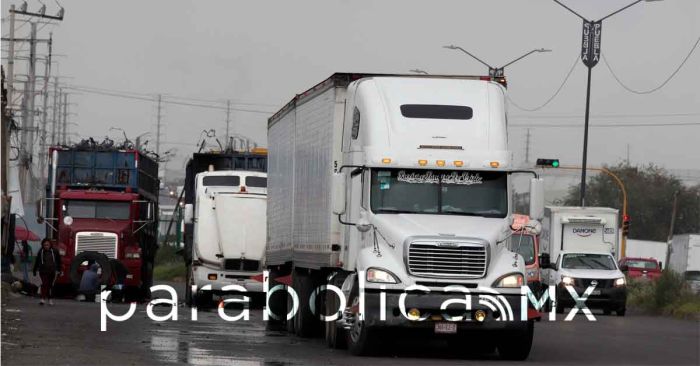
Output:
left=150, top=331, right=291, bottom=366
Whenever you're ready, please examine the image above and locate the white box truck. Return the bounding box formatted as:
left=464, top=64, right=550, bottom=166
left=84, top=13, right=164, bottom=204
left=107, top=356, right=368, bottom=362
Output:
left=669, top=234, right=700, bottom=293
left=540, top=206, right=627, bottom=315
left=266, top=73, right=544, bottom=360
left=183, top=167, right=268, bottom=307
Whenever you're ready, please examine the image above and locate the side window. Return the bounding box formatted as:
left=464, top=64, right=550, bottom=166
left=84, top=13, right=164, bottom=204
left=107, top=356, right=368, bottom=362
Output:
left=351, top=107, right=360, bottom=140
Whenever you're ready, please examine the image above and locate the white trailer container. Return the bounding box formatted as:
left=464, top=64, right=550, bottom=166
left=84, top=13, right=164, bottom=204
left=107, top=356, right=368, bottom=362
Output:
left=266, top=73, right=544, bottom=360
left=185, top=170, right=267, bottom=306
left=541, top=206, right=620, bottom=261
left=669, top=234, right=700, bottom=293
left=624, top=239, right=667, bottom=265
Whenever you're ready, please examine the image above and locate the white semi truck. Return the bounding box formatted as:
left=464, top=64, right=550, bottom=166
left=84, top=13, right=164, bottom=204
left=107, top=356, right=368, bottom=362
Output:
left=265, top=73, right=544, bottom=359
left=540, top=206, right=627, bottom=315
left=668, top=234, right=700, bottom=293
left=183, top=169, right=268, bottom=307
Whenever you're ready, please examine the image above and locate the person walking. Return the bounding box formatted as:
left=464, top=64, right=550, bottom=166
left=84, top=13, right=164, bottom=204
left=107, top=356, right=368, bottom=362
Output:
left=18, top=240, right=33, bottom=283
left=32, top=238, right=61, bottom=306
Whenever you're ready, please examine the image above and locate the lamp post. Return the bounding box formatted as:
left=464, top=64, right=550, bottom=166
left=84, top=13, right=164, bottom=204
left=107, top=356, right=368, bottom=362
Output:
left=443, top=45, right=551, bottom=81
left=552, top=0, right=662, bottom=207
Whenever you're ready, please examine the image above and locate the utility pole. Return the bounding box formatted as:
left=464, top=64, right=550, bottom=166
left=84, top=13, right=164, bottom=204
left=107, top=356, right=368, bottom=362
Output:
left=665, top=191, right=679, bottom=269
left=225, top=99, right=231, bottom=149
left=51, top=78, right=58, bottom=145
left=155, top=94, right=162, bottom=156
left=38, top=36, right=53, bottom=193
left=6, top=5, right=16, bottom=113
left=525, top=128, right=531, bottom=163
left=62, top=92, right=67, bottom=145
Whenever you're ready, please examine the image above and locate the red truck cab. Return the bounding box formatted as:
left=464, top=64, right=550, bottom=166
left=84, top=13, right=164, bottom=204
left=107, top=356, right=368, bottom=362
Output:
left=619, top=257, right=662, bottom=280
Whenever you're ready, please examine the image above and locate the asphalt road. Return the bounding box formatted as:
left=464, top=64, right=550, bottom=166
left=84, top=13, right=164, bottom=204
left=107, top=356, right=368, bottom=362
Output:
left=2, top=286, right=698, bottom=366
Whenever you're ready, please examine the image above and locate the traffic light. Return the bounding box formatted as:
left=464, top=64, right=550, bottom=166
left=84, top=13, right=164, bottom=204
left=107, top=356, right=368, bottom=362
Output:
left=536, top=158, right=560, bottom=168
left=622, top=215, right=631, bottom=236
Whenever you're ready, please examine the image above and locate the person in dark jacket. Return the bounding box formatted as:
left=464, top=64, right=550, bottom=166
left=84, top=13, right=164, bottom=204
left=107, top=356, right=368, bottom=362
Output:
left=78, top=263, right=100, bottom=302
left=32, top=238, right=61, bottom=306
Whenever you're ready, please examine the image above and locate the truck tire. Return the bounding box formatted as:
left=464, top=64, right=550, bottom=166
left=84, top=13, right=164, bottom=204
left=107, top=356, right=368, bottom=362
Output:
left=292, top=269, right=319, bottom=338
left=616, top=308, right=626, bottom=316
left=140, top=261, right=153, bottom=300
left=70, top=251, right=112, bottom=287
left=265, top=268, right=287, bottom=332
left=346, top=280, right=375, bottom=356
left=497, top=320, right=534, bottom=361
left=325, top=273, right=347, bottom=349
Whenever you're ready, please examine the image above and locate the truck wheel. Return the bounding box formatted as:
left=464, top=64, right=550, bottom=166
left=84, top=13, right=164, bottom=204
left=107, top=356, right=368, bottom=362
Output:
left=346, top=281, right=375, bottom=356
left=497, top=321, right=534, bottom=361
left=616, top=308, right=626, bottom=317
left=139, top=261, right=153, bottom=301
left=603, top=308, right=611, bottom=315
left=555, top=303, right=564, bottom=314
left=325, top=273, right=347, bottom=349
left=292, top=270, right=319, bottom=338
left=70, top=251, right=112, bottom=287
left=265, top=268, right=287, bottom=331
left=195, top=291, right=213, bottom=309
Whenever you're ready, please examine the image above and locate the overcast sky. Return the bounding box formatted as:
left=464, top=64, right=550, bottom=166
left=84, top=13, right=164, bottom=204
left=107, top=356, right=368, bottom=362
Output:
left=3, top=0, right=699, bottom=181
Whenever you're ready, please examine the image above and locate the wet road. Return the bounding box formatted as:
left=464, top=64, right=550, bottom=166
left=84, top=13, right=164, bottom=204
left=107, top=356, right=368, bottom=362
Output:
left=2, top=287, right=698, bottom=365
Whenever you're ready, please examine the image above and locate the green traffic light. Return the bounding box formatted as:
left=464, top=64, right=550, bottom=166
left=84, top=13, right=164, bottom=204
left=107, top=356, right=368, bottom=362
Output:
left=552, top=160, right=559, bottom=168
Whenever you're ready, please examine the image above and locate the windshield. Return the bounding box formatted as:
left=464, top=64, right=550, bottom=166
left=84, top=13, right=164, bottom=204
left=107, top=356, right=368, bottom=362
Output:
left=370, top=169, right=507, bottom=217
left=64, top=200, right=131, bottom=220
left=562, top=253, right=617, bottom=270
left=686, top=271, right=700, bottom=281
left=512, top=234, right=536, bottom=265
left=625, top=260, right=658, bottom=269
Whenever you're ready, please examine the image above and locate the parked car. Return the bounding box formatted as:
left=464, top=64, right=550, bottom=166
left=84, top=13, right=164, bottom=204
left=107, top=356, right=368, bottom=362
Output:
left=619, top=257, right=662, bottom=281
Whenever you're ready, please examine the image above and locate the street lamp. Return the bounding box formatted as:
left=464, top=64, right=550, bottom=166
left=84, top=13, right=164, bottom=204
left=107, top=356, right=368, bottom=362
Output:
left=443, top=45, right=551, bottom=81
left=552, top=0, right=662, bottom=207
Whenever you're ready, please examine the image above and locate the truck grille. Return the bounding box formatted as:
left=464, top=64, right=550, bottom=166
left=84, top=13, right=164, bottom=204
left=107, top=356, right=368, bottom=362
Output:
left=575, top=278, right=613, bottom=289
left=224, top=259, right=260, bottom=271
left=407, top=241, right=488, bottom=278
left=75, top=232, right=118, bottom=259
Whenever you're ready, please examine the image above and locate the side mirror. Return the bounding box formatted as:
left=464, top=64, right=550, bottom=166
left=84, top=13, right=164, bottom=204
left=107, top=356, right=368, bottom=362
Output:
left=356, top=211, right=371, bottom=233
left=146, top=202, right=154, bottom=221
left=333, top=173, right=346, bottom=215
left=539, top=253, right=551, bottom=269
left=525, top=219, right=542, bottom=235
left=184, top=204, right=194, bottom=224
left=620, top=264, right=629, bottom=272
left=36, top=199, right=45, bottom=224
left=529, top=178, right=544, bottom=221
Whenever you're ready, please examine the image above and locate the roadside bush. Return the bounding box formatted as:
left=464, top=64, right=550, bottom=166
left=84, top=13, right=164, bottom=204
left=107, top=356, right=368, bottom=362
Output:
left=155, top=244, right=182, bottom=265
left=153, top=262, right=186, bottom=282
left=627, top=271, right=700, bottom=320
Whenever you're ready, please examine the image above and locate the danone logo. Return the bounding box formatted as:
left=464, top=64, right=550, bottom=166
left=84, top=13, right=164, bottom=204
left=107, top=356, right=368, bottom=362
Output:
left=573, top=228, right=596, bottom=237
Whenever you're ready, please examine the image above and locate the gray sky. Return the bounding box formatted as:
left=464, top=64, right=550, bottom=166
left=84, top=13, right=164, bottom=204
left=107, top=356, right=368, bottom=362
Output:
left=3, top=0, right=699, bottom=180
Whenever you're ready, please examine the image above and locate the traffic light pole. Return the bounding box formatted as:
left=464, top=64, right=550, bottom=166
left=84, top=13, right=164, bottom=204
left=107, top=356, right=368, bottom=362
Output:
left=580, top=66, right=592, bottom=207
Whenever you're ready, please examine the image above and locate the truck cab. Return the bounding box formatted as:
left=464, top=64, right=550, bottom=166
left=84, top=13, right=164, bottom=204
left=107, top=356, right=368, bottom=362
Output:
left=185, top=170, right=267, bottom=306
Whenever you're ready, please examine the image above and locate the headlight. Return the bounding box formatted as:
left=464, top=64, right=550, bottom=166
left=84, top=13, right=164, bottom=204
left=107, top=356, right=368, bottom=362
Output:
left=614, top=277, right=626, bottom=287
left=493, top=273, right=524, bottom=288
left=366, top=268, right=399, bottom=284
left=58, top=249, right=66, bottom=256
left=561, top=276, right=575, bottom=286
left=124, top=252, right=140, bottom=259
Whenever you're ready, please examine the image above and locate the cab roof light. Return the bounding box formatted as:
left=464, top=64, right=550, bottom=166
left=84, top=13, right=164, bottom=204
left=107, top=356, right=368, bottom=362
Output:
left=418, top=159, right=428, bottom=166
left=453, top=160, right=464, bottom=167
left=490, top=161, right=500, bottom=168
left=240, top=186, right=247, bottom=193
left=382, top=158, right=392, bottom=164
left=436, top=160, right=445, bottom=167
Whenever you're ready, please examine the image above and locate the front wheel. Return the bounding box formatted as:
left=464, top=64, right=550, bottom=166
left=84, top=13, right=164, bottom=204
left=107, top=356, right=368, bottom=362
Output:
left=497, top=321, right=534, bottom=361
left=184, top=266, right=194, bottom=307
left=346, top=281, right=375, bottom=356
left=616, top=308, right=626, bottom=317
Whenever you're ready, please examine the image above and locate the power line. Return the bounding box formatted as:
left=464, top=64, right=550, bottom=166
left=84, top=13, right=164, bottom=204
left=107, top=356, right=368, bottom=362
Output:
left=510, top=122, right=700, bottom=128
left=60, top=85, right=275, bottom=114
left=602, top=35, right=700, bottom=95
left=506, top=53, right=579, bottom=112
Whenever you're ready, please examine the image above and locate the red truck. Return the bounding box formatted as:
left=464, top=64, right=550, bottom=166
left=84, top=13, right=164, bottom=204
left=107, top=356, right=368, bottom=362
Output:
left=37, top=145, right=160, bottom=299
left=618, top=257, right=663, bottom=280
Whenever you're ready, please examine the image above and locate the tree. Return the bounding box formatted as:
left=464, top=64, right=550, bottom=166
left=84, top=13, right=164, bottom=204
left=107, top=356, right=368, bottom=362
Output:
left=562, top=163, right=700, bottom=241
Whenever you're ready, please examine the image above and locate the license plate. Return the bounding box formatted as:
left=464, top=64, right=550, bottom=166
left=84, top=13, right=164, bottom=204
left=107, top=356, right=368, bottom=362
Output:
left=434, top=322, right=457, bottom=334
left=591, top=289, right=601, bottom=296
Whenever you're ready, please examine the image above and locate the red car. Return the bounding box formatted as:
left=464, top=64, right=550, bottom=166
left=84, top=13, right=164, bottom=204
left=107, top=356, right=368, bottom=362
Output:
left=619, top=257, right=663, bottom=280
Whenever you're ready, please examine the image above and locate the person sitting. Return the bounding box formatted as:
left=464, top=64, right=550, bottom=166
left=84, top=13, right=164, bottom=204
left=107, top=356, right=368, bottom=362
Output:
left=78, top=263, right=100, bottom=302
